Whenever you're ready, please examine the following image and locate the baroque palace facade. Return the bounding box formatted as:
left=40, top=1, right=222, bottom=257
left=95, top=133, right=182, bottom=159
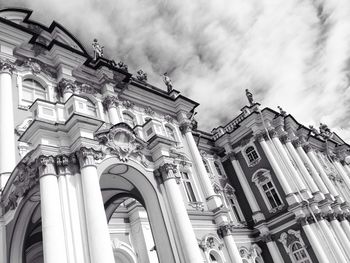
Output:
left=1, top=7, right=350, bottom=263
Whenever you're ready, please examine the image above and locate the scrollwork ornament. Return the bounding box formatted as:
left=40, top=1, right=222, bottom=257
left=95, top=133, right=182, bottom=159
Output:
left=0, top=59, right=16, bottom=74
left=76, top=147, right=104, bottom=168
left=102, top=95, right=119, bottom=111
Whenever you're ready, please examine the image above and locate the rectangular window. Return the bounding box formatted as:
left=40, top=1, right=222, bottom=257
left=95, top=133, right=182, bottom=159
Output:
left=180, top=172, right=197, bottom=202
left=263, top=182, right=282, bottom=208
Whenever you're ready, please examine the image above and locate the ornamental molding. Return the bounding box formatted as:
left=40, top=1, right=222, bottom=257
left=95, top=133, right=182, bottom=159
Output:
left=154, top=162, right=181, bottom=183
left=95, top=123, right=148, bottom=166
left=122, top=99, right=135, bottom=109
left=199, top=235, right=224, bottom=251
left=57, top=79, right=97, bottom=98
left=163, top=115, right=174, bottom=124
left=278, top=230, right=304, bottom=253
left=16, top=58, right=57, bottom=78
left=0, top=59, right=16, bottom=73
left=188, top=201, right=204, bottom=212
left=144, top=106, right=155, bottom=116
left=217, top=223, right=245, bottom=238
left=102, top=95, right=119, bottom=111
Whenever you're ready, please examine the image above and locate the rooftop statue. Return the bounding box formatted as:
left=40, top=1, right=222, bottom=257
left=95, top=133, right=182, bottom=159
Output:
left=136, top=69, right=148, bottom=82
left=277, top=106, right=287, bottom=117
left=319, top=123, right=333, bottom=139
left=92, top=39, right=104, bottom=60
left=245, top=89, right=254, bottom=106
left=162, top=72, right=173, bottom=93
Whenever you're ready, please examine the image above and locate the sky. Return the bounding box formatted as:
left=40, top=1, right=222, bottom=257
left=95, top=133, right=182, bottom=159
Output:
left=2, top=0, right=350, bottom=140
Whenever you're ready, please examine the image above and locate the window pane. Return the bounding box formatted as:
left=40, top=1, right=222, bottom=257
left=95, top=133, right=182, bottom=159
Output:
left=214, top=162, right=223, bottom=176
left=185, top=182, right=197, bottom=202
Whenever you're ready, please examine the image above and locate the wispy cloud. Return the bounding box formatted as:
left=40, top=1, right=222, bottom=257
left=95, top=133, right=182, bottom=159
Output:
left=2, top=0, right=350, bottom=139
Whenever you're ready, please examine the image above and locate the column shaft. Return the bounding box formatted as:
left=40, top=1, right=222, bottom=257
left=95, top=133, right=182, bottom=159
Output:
left=0, top=71, right=16, bottom=188
left=318, top=219, right=347, bottom=262
left=78, top=150, right=114, bottom=263
left=307, top=151, right=339, bottom=197
left=285, top=142, right=319, bottom=193
left=0, top=218, right=6, bottom=263
left=266, top=241, right=284, bottom=263
left=330, top=219, right=350, bottom=260
left=296, top=147, right=329, bottom=194
left=39, top=158, right=68, bottom=263
left=272, top=137, right=307, bottom=191
left=302, top=223, right=329, bottom=263
left=222, top=234, right=242, bottom=263
left=184, top=131, right=222, bottom=210
left=108, top=106, right=120, bottom=124
left=230, top=157, right=260, bottom=212
left=161, top=166, right=203, bottom=263
left=259, top=139, right=293, bottom=195
left=340, top=219, right=350, bottom=240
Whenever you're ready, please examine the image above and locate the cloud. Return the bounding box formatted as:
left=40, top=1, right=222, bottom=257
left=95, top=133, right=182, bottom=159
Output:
left=2, top=0, right=350, bottom=140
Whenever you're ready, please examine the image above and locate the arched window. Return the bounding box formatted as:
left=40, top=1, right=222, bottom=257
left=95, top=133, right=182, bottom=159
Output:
left=165, top=125, right=176, bottom=141
left=122, top=112, right=136, bottom=128
left=252, top=169, right=284, bottom=212
left=214, top=161, right=224, bottom=176
left=22, top=79, right=46, bottom=105
left=180, top=171, right=197, bottom=203
left=291, top=242, right=311, bottom=263
left=244, top=145, right=261, bottom=166
left=203, top=160, right=211, bottom=174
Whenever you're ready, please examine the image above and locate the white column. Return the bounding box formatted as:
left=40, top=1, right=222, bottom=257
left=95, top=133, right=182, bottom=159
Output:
left=0, top=60, right=16, bottom=189
left=257, top=134, right=297, bottom=203
left=305, top=146, right=339, bottom=198
left=329, top=215, right=350, bottom=260
left=317, top=217, right=348, bottom=263
left=285, top=140, right=319, bottom=194
left=334, top=161, right=350, bottom=192
left=340, top=217, right=350, bottom=240
left=38, top=156, right=68, bottom=263
left=102, top=95, right=120, bottom=124
left=295, top=142, right=329, bottom=194
left=261, top=234, right=284, bottom=263
left=271, top=133, right=307, bottom=193
left=180, top=120, right=222, bottom=210
left=301, top=220, right=329, bottom=263
left=58, top=79, right=74, bottom=102
left=77, top=148, right=115, bottom=263
left=0, top=217, right=6, bottom=263
left=229, top=153, right=264, bottom=221
left=57, top=155, right=86, bottom=263
left=156, top=163, right=203, bottom=263
left=218, top=224, right=242, bottom=263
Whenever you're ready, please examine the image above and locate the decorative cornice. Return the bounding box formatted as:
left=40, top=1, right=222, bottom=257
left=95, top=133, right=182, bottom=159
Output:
left=0, top=59, right=16, bottom=74
left=102, top=95, right=119, bottom=111
left=122, top=99, right=135, bottom=109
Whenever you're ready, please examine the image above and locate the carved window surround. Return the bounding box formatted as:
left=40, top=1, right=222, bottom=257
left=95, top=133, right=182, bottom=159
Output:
left=242, top=143, right=261, bottom=167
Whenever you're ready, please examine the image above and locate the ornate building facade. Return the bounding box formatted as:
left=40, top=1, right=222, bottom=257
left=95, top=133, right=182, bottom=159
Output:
left=1, top=7, right=350, bottom=263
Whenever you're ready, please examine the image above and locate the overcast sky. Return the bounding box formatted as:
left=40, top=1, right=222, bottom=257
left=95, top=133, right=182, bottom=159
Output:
left=2, top=0, right=350, bottom=139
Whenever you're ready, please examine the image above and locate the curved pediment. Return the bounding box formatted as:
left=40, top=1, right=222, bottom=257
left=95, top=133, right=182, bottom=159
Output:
left=0, top=8, right=88, bottom=56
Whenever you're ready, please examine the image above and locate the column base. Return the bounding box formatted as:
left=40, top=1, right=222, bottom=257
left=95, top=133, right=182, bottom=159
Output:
left=252, top=211, right=265, bottom=223
left=286, top=193, right=300, bottom=206
left=300, top=189, right=313, bottom=200
left=313, top=191, right=325, bottom=202
left=206, top=195, right=223, bottom=211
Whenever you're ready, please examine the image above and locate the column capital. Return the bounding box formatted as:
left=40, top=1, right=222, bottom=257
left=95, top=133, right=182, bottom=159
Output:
left=56, top=154, right=79, bottom=175
left=76, top=147, right=104, bottom=168
left=57, top=78, right=77, bottom=97
left=179, top=119, right=193, bottom=134
left=268, top=129, right=278, bottom=138
left=0, top=59, right=15, bottom=74
left=254, top=132, right=266, bottom=142
left=280, top=134, right=292, bottom=144
left=102, top=95, right=119, bottom=111
left=217, top=224, right=234, bottom=238
left=314, top=213, right=324, bottom=221
left=337, top=213, right=346, bottom=221
left=37, top=155, right=57, bottom=177
left=292, top=139, right=302, bottom=148
left=303, top=143, right=313, bottom=153
left=154, top=163, right=180, bottom=183
left=326, top=212, right=337, bottom=221
left=297, top=216, right=309, bottom=226
left=260, top=233, right=273, bottom=243
left=227, top=151, right=238, bottom=161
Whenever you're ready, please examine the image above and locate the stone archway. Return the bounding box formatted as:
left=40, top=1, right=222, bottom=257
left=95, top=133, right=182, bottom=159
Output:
left=98, top=158, right=176, bottom=263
